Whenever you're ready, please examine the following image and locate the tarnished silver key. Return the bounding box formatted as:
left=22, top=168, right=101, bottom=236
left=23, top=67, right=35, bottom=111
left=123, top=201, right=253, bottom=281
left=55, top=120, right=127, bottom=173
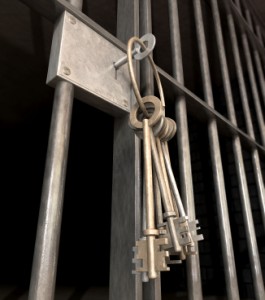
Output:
left=149, top=129, right=182, bottom=254
left=161, top=141, right=204, bottom=252
left=133, top=238, right=170, bottom=275
left=126, top=34, right=204, bottom=278
left=132, top=117, right=170, bottom=279
left=143, top=118, right=158, bottom=279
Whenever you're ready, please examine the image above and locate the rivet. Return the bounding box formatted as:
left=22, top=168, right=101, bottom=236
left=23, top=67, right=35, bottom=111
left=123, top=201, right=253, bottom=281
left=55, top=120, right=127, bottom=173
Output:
left=63, top=67, right=71, bottom=76
left=69, top=16, right=76, bottom=25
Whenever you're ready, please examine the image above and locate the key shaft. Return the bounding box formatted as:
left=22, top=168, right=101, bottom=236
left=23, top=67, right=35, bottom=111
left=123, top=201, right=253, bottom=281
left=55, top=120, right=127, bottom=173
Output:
left=143, top=118, right=157, bottom=278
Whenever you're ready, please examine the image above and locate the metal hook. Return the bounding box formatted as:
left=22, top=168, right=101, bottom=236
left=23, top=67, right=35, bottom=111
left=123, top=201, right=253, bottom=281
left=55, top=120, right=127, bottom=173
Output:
left=114, top=33, right=156, bottom=69
left=126, top=35, right=165, bottom=118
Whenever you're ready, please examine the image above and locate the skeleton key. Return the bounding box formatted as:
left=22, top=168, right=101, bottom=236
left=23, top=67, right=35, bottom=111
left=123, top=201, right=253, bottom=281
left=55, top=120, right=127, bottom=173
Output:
left=149, top=129, right=182, bottom=254
left=126, top=34, right=204, bottom=279
left=152, top=117, right=199, bottom=258
left=161, top=142, right=204, bottom=250
left=143, top=118, right=158, bottom=278
left=131, top=103, right=170, bottom=278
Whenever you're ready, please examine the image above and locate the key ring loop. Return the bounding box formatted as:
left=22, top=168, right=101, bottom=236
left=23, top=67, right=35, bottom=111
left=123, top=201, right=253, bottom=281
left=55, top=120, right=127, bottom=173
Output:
left=127, top=36, right=165, bottom=118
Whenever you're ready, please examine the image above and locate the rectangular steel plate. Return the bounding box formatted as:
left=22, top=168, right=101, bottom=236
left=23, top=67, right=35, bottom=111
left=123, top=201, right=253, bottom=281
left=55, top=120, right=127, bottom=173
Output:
left=47, top=11, right=131, bottom=116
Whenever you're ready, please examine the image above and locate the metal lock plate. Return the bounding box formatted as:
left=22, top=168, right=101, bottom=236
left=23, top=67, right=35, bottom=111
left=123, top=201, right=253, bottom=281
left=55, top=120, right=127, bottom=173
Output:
left=47, top=11, right=131, bottom=116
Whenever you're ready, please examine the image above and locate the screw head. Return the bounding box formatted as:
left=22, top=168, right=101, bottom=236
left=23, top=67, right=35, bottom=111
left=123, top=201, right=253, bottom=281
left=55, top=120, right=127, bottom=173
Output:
left=68, top=16, right=76, bottom=25
left=63, top=67, right=71, bottom=76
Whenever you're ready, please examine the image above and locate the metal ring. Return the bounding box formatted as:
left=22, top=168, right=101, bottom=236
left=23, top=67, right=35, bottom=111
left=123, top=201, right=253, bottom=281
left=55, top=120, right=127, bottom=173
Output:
left=165, top=118, right=177, bottom=141
left=129, top=95, right=163, bottom=131
left=134, top=33, right=156, bottom=61
left=127, top=36, right=165, bottom=118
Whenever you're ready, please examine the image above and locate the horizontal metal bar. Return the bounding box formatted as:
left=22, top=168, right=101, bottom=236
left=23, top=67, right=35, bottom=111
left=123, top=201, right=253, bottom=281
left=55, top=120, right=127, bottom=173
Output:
left=19, top=0, right=126, bottom=51
left=157, top=67, right=265, bottom=156
left=20, top=0, right=265, bottom=157
left=52, top=0, right=265, bottom=157
left=212, top=2, right=265, bottom=299
left=47, top=11, right=131, bottom=117
left=241, top=33, right=265, bottom=146
left=193, top=0, right=239, bottom=298
left=168, top=0, right=203, bottom=298
left=21, top=0, right=265, bottom=51
left=56, top=0, right=126, bottom=51
left=168, top=0, right=203, bottom=296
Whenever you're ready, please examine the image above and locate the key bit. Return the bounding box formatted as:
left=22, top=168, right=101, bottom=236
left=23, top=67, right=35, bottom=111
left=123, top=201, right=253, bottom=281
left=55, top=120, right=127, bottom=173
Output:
left=158, top=221, right=181, bottom=252
left=189, top=219, right=204, bottom=242
left=175, top=216, right=194, bottom=246
left=174, top=216, right=204, bottom=247
left=158, top=222, right=186, bottom=261
left=132, top=238, right=170, bottom=276
left=166, top=252, right=182, bottom=265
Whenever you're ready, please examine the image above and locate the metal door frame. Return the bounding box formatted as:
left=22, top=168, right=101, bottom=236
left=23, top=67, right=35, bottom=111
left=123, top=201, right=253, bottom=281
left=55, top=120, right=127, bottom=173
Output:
left=18, top=0, right=265, bottom=299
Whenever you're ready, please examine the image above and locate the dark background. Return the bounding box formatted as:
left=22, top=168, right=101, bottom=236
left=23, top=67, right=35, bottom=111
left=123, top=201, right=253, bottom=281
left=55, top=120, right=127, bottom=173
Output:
left=1, top=0, right=265, bottom=299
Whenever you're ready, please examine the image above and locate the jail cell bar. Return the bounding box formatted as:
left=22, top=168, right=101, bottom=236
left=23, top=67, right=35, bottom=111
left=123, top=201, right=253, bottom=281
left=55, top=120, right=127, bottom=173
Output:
left=168, top=1, right=203, bottom=300
left=193, top=0, right=240, bottom=299
left=139, top=1, right=162, bottom=299
left=239, top=0, right=265, bottom=230
left=24, top=0, right=265, bottom=299
left=212, top=1, right=265, bottom=299
left=227, top=3, right=265, bottom=300
left=28, top=1, right=83, bottom=300
left=109, top=0, right=142, bottom=299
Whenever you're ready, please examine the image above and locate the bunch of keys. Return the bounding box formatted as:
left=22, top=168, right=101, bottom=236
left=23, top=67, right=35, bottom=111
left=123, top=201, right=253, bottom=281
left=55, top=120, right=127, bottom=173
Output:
left=126, top=35, right=203, bottom=281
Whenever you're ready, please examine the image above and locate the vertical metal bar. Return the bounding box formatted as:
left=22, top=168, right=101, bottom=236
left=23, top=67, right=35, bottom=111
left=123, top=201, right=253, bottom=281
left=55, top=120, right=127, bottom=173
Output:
left=241, top=33, right=265, bottom=146
left=29, top=81, right=74, bottom=300
left=167, top=1, right=203, bottom=299
left=228, top=15, right=255, bottom=138
left=253, top=51, right=265, bottom=107
left=245, top=9, right=254, bottom=32
left=245, top=7, right=265, bottom=114
left=193, top=1, right=239, bottom=299
left=110, top=1, right=142, bottom=299
left=227, top=12, right=265, bottom=300
left=228, top=12, right=265, bottom=230
left=251, top=150, right=265, bottom=229
left=211, top=2, right=265, bottom=300
left=253, top=22, right=265, bottom=109
left=140, top=1, right=161, bottom=298
left=234, top=0, right=242, bottom=14
left=239, top=7, right=265, bottom=230
left=245, top=14, right=265, bottom=235
left=140, top=0, right=154, bottom=95
left=29, top=1, right=82, bottom=299
left=256, top=25, right=264, bottom=47
left=241, top=0, right=265, bottom=47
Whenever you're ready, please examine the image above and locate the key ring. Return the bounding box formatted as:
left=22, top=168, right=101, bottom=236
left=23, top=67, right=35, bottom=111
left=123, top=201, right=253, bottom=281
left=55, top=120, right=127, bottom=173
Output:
left=127, top=36, right=165, bottom=118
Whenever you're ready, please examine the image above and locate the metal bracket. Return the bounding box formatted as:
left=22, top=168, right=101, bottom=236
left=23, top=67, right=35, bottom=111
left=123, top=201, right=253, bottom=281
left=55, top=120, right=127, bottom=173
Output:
left=47, top=11, right=131, bottom=116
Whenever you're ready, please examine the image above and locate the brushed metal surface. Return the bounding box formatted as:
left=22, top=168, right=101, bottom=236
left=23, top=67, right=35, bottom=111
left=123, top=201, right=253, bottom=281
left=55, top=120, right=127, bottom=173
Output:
left=227, top=10, right=265, bottom=300
left=168, top=0, right=203, bottom=298
left=109, top=1, right=142, bottom=299
left=47, top=11, right=131, bottom=116
left=29, top=81, right=74, bottom=300
left=193, top=1, right=239, bottom=299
